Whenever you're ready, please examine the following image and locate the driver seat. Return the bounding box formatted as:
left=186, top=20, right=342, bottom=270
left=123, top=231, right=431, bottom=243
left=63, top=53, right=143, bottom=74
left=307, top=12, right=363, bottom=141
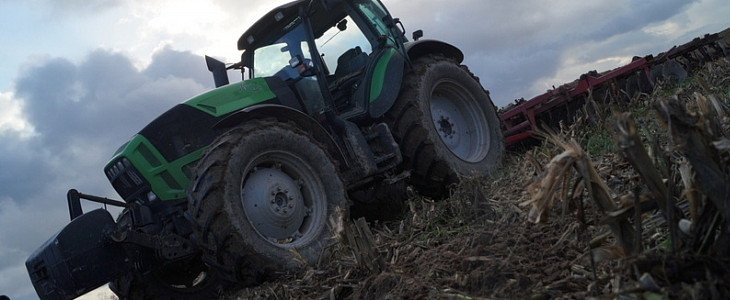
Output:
left=331, top=47, right=369, bottom=110
left=334, top=46, right=369, bottom=81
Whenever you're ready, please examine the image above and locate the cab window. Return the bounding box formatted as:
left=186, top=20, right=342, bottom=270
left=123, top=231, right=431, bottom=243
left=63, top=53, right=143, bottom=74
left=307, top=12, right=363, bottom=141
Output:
left=316, top=16, right=372, bottom=76
left=353, top=0, right=394, bottom=46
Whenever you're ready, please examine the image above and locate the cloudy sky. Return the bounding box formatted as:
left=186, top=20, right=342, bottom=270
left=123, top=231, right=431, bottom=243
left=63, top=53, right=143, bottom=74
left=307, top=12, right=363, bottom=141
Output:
left=1, top=0, right=728, bottom=299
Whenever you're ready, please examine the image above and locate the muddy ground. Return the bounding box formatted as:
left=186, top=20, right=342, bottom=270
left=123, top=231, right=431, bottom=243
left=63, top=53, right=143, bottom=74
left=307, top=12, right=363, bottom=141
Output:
left=229, top=51, right=730, bottom=299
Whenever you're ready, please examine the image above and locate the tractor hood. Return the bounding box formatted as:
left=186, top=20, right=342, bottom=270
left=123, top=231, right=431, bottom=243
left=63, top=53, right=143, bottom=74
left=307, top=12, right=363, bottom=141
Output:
left=105, top=77, right=291, bottom=202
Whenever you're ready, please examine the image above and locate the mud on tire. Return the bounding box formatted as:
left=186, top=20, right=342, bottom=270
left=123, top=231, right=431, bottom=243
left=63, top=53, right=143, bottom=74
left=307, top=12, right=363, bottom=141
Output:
left=186, top=120, right=347, bottom=284
left=384, top=54, right=504, bottom=197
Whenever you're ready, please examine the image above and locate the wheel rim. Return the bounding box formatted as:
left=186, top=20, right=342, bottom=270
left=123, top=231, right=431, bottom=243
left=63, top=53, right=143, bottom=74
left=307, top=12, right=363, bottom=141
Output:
left=429, top=79, right=490, bottom=162
left=240, top=151, right=325, bottom=247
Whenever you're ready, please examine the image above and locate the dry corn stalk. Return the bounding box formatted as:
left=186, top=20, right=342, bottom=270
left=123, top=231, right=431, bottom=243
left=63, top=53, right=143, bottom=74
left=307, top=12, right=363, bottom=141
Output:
left=339, top=216, right=386, bottom=273
left=521, top=135, right=638, bottom=253
left=656, top=97, right=729, bottom=221
left=655, top=97, right=730, bottom=254
left=614, top=112, right=681, bottom=224
left=521, top=142, right=579, bottom=223
left=714, top=137, right=730, bottom=151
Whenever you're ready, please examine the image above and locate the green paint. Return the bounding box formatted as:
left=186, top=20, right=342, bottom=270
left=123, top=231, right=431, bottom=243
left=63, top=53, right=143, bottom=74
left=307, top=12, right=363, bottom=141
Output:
left=184, top=78, right=276, bottom=116
left=104, top=78, right=278, bottom=201
left=107, top=135, right=206, bottom=201
left=369, top=48, right=396, bottom=102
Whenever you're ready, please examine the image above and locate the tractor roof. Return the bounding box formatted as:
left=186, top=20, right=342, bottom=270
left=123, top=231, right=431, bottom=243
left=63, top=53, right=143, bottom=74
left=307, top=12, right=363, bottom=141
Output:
left=237, top=0, right=348, bottom=51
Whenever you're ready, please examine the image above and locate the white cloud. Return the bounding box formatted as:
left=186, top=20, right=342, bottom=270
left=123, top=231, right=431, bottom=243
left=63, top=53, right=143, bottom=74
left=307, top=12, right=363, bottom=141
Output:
left=114, top=0, right=293, bottom=70
left=643, top=22, right=683, bottom=37
left=0, top=91, right=35, bottom=139
left=131, top=0, right=229, bottom=37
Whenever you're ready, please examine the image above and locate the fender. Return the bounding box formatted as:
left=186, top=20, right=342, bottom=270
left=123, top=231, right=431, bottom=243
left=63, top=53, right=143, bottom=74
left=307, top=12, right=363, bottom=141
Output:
left=366, top=47, right=405, bottom=119
left=363, top=40, right=463, bottom=120
left=214, top=104, right=349, bottom=168
left=405, top=39, right=464, bottom=63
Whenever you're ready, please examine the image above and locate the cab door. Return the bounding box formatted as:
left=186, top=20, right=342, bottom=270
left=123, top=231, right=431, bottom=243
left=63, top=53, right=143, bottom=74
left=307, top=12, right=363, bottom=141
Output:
left=314, top=0, right=406, bottom=121
left=349, top=0, right=407, bottom=119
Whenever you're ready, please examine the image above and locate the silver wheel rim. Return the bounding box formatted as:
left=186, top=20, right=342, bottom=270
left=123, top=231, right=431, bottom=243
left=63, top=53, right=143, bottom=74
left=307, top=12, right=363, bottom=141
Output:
left=240, top=151, right=325, bottom=248
left=429, top=79, right=490, bottom=162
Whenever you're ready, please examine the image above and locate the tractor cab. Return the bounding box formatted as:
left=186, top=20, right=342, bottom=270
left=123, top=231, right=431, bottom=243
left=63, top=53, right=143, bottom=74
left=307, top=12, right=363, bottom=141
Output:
left=236, top=0, right=408, bottom=122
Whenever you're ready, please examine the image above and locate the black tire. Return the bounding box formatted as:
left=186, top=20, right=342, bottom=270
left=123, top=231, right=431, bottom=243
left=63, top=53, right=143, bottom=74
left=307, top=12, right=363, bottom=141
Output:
left=108, top=209, right=227, bottom=300
left=384, top=55, right=504, bottom=197
left=109, top=257, right=225, bottom=300
left=186, top=120, right=347, bottom=284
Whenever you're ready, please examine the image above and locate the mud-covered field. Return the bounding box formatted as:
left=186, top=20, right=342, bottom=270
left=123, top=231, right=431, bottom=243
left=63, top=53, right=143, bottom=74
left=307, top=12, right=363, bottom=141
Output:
left=227, top=43, right=730, bottom=300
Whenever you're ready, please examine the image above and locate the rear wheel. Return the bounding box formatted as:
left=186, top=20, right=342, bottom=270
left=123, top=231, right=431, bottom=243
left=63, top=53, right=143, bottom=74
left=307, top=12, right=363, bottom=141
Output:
left=186, top=120, right=347, bottom=284
left=384, top=55, right=504, bottom=197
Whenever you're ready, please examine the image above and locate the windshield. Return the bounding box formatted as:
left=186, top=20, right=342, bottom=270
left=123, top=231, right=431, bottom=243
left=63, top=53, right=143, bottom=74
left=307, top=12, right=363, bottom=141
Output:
left=253, top=20, right=312, bottom=80
left=251, top=20, right=328, bottom=115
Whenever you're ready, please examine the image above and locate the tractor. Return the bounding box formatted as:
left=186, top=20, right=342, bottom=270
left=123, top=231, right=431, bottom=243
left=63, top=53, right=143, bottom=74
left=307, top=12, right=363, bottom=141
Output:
left=25, top=0, right=504, bottom=298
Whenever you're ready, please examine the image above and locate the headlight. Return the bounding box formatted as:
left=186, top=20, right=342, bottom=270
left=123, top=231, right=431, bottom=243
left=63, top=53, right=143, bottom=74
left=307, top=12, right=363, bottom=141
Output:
left=105, top=157, right=148, bottom=202
left=147, top=191, right=158, bottom=202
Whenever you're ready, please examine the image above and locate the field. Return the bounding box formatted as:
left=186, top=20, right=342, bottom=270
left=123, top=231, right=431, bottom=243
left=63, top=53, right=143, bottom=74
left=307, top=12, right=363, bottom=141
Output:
left=229, top=42, right=730, bottom=299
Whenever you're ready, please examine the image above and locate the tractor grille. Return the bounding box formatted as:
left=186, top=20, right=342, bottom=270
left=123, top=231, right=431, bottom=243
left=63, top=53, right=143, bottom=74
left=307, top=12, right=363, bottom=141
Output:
left=105, top=157, right=148, bottom=202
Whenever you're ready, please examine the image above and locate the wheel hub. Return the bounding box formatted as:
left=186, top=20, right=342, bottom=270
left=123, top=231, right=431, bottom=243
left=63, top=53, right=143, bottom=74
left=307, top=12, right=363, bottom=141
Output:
left=435, top=113, right=459, bottom=142
left=429, top=81, right=489, bottom=162
left=241, top=167, right=306, bottom=242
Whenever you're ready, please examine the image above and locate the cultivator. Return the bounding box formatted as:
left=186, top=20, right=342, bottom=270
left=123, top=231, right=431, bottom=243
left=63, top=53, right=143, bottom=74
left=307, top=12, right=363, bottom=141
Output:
left=500, top=28, right=730, bottom=147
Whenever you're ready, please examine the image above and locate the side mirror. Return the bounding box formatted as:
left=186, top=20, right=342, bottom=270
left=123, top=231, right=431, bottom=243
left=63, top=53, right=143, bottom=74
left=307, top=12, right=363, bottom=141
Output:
left=289, top=55, right=314, bottom=77
left=412, top=30, right=423, bottom=41
left=205, top=56, right=230, bottom=88
left=337, top=19, right=348, bottom=31
left=289, top=55, right=303, bottom=68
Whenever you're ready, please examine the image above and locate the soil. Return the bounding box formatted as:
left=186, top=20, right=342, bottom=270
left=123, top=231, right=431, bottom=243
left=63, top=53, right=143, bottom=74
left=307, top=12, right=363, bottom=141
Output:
left=227, top=43, right=730, bottom=299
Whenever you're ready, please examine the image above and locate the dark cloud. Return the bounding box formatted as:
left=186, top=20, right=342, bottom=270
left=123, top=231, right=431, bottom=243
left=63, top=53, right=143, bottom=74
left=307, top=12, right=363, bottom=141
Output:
left=0, top=140, right=53, bottom=201
left=471, top=46, right=562, bottom=103
left=1, top=46, right=212, bottom=299
left=384, top=0, right=700, bottom=105
left=144, top=45, right=212, bottom=84
left=591, top=0, right=692, bottom=41
left=14, top=48, right=210, bottom=152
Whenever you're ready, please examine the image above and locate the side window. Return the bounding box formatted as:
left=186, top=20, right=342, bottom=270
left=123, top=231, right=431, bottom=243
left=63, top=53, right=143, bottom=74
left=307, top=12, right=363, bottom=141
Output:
left=354, top=0, right=397, bottom=47
left=316, top=16, right=372, bottom=76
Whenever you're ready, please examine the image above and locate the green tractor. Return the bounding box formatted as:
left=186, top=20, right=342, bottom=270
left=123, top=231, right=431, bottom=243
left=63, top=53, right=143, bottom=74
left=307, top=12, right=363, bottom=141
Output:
left=26, top=0, right=504, bottom=298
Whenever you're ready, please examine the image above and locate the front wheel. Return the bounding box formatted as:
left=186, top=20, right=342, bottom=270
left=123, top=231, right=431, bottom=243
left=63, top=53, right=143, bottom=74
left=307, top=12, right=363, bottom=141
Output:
left=108, top=210, right=226, bottom=300
left=109, top=257, right=224, bottom=300
left=186, top=120, right=348, bottom=284
left=384, top=55, right=504, bottom=197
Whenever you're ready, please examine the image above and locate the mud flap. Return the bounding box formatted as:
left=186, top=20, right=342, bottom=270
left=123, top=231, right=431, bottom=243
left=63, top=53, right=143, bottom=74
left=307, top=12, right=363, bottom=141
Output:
left=26, top=209, right=128, bottom=300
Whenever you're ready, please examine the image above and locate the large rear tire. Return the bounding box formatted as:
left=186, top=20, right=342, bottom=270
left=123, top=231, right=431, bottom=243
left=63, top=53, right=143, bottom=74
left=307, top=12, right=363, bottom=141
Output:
left=384, top=55, right=504, bottom=197
left=186, top=120, right=347, bottom=284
